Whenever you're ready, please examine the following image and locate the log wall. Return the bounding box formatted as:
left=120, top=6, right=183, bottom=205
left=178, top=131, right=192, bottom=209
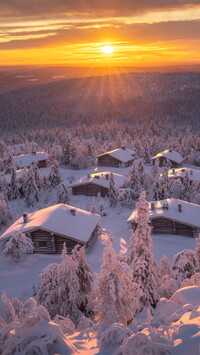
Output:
left=72, top=183, right=108, bottom=197
left=29, top=229, right=84, bottom=254
left=98, top=155, right=133, bottom=167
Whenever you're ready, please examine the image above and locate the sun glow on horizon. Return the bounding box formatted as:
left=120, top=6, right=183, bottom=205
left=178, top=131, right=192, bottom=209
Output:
left=101, top=45, right=114, bottom=54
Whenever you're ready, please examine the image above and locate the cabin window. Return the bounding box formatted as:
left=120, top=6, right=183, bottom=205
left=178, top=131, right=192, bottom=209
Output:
left=39, top=241, right=47, bottom=248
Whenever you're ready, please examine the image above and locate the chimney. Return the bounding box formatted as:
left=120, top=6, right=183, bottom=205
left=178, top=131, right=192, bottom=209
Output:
left=172, top=168, right=175, bottom=174
left=69, top=209, right=76, bottom=216
left=169, top=149, right=172, bottom=153
left=181, top=169, right=185, bottom=172
left=190, top=170, right=193, bottom=175
left=106, top=174, right=109, bottom=180
left=121, top=146, right=126, bottom=150
left=151, top=202, right=155, bottom=210
left=23, top=212, right=28, bottom=223
left=178, top=204, right=182, bottom=213
left=32, top=151, right=36, bottom=155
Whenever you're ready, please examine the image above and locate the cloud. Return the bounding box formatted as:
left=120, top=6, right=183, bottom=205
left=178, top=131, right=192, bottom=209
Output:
left=0, top=0, right=200, bottom=19
left=0, top=19, right=200, bottom=50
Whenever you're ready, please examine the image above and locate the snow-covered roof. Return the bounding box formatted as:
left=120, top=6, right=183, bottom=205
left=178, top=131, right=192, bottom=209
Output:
left=97, top=147, right=135, bottom=163
left=166, top=167, right=200, bottom=182
left=151, top=150, right=184, bottom=164
left=68, top=171, right=125, bottom=189
left=0, top=204, right=101, bottom=244
left=127, top=199, right=200, bottom=229
left=13, top=152, right=48, bottom=169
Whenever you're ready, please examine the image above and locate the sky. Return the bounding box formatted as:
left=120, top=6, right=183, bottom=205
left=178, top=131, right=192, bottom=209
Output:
left=0, top=0, right=200, bottom=67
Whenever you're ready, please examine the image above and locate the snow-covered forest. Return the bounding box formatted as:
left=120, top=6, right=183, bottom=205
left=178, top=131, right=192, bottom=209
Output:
left=0, top=72, right=200, bottom=354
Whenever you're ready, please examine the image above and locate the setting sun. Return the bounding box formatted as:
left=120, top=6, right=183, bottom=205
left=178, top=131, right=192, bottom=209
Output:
left=101, top=45, right=114, bottom=54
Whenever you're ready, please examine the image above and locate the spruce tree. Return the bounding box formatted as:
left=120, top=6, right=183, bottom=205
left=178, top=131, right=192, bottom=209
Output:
left=56, top=183, right=69, bottom=204
left=108, top=172, right=118, bottom=207
left=49, top=160, right=62, bottom=188
left=91, top=240, right=140, bottom=327
left=126, top=191, right=159, bottom=309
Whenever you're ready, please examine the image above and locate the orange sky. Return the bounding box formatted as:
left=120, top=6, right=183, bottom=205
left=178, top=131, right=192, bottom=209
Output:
left=0, top=1, right=200, bottom=67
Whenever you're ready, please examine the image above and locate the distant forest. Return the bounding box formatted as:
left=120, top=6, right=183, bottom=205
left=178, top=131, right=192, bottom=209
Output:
left=0, top=72, right=200, bottom=169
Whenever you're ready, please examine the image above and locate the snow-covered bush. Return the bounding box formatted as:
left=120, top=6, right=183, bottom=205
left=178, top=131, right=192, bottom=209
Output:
left=2, top=233, right=34, bottom=262
left=99, top=323, right=133, bottom=351
left=172, top=249, right=199, bottom=283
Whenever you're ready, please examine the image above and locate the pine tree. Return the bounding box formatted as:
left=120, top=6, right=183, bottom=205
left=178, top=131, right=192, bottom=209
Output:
left=31, top=161, right=42, bottom=190
left=151, top=159, right=160, bottom=178
left=8, top=165, right=18, bottom=200
left=108, top=172, right=118, bottom=207
left=2, top=232, right=34, bottom=262
left=90, top=197, right=97, bottom=214
left=194, top=234, right=200, bottom=270
left=72, top=245, right=94, bottom=314
left=37, top=244, right=82, bottom=325
left=181, top=171, right=192, bottom=201
left=98, top=197, right=107, bottom=216
left=21, top=166, right=39, bottom=206
left=159, top=255, right=172, bottom=278
left=56, top=183, right=69, bottom=204
left=91, top=240, right=140, bottom=327
left=126, top=191, right=159, bottom=309
left=0, top=193, right=13, bottom=225
left=49, top=160, right=62, bottom=188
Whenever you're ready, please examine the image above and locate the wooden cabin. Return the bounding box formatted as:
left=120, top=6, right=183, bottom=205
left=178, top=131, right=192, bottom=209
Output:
left=151, top=150, right=183, bottom=168
left=127, top=199, right=200, bottom=237
left=97, top=147, right=135, bottom=167
left=13, top=152, right=48, bottom=169
left=166, top=167, right=200, bottom=183
left=69, top=171, right=125, bottom=197
left=0, top=204, right=101, bottom=254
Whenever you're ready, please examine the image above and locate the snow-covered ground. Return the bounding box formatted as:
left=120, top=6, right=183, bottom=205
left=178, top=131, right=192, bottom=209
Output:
left=0, top=164, right=199, bottom=354
left=0, top=164, right=196, bottom=300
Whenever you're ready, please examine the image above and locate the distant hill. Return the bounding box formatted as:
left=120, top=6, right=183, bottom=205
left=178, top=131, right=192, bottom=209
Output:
left=1, top=64, right=200, bottom=93
left=0, top=71, right=200, bottom=133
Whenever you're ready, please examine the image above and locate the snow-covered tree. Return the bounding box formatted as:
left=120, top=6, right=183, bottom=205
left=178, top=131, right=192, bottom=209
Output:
left=151, top=159, right=160, bottom=178
left=181, top=171, right=192, bottom=201
left=2, top=232, right=34, bottom=262
left=21, top=166, right=39, bottom=206
left=98, top=197, right=107, bottom=216
left=56, top=183, right=69, bottom=204
left=91, top=240, right=140, bottom=328
left=0, top=173, right=8, bottom=201
left=117, top=188, right=134, bottom=208
left=194, top=234, right=200, bottom=270
left=37, top=244, right=82, bottom=324
left=7, top=165, right=18, bottom=200
left=49, top=160, right=62, bottom=188
left=108, top=172, right=118, bottom=207
left=159, top=255, right=172, bottom=278
left=0, top=194, right=12, bottom=226
left=172, top=249, right=199, bottom=283
left=126, top=191, right=159, bottom=309
left=170, top=178, right=183, bottom=199
left=31, top=161, right=42, bottom=190
left=72, top=245, right=94, bottom=314
left=90, top=197, right=97, bottom=214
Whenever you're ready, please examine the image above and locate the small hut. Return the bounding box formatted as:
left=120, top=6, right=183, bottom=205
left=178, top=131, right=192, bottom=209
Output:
left=0, top=204, right=101, bottom=254
left=127, top=199, right=200, bottom=237
left=69, top=171, right=125, bottom=197
left=151, top=150, right=183, bottom=167
left=13, top=152, right=48, bottom=169
left=97, top=147, right=135, bottom=167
